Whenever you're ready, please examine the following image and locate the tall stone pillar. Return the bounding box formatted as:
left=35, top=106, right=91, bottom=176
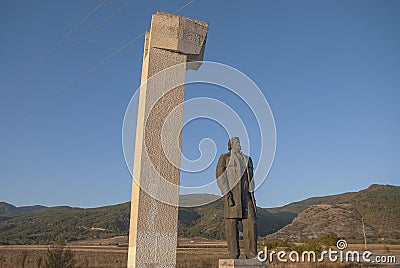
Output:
left=127, top=12, right=208, bottom=268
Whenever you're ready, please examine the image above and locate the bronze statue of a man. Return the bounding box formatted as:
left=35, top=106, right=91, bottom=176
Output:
left=216, top=137, right=257, bottom=259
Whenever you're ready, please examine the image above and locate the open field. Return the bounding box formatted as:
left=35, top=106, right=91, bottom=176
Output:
left=0, top=240, right=399, bottom=268
left=0, top=245, right=227, bottom=268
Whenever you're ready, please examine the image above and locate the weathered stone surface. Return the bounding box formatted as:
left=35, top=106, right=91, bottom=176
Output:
left=219, top=259, right=268, bottom=268
left=149, top=11, right=208, bottom=70
left=127, top=12, right=208, bottom=268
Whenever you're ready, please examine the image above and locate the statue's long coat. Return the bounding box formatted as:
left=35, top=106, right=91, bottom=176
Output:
left=216, top=152, right=256, bottom=219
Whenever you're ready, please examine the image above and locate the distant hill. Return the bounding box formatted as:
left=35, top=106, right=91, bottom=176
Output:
left=0, top=202, right=131, bottom=245
left=0, top=197, right=293, bottom=245
left=263, top=191, right=357, bottom=215
left=178, top=194, right=221, bottom=207
left=267, top=203, right=373, bottom=241
left=266, top=184, right=400, bottom=243
left=0, top=202, right=46, bottom=216
left=0, top=184, right=398, bottom=245
left=0, top=194, right=297, bottom=245
left=349, top=184, right=400, bottom=238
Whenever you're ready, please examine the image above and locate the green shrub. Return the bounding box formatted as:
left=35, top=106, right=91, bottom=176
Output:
left=43, top=236, right=76, bottom=268
left=292, top=239, right=322, bottom=255
left=317, top=232, right=338, bottom=246
left=261, top=239, right=290, bottom=249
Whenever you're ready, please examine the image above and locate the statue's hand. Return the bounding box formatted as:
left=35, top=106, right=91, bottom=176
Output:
left=227, top=191, right=235, bottom=207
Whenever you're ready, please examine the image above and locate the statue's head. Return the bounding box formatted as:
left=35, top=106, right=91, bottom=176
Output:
left=228, top=137, right=241, bottom=152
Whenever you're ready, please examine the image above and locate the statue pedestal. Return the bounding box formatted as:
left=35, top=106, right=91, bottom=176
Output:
left=219, top=259, right=268, bottom=268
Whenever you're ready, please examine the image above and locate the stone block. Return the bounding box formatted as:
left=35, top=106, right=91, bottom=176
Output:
left=149, top=11, right=208, bottom=69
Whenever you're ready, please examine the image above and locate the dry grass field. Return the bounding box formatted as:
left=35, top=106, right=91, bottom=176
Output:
left=0, top=245, right=225, bottom=268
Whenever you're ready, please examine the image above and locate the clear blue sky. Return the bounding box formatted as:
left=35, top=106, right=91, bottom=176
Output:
left=1, top=0, right=399, bottom=208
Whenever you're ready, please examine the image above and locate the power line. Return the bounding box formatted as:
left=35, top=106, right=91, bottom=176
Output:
left=0, top=0, right=108, bottom=98
left=0, top=0, right=197, bottom=135
left=174, top=0, right=196, bottom=14
left=0, top=0, right=136, bottom=110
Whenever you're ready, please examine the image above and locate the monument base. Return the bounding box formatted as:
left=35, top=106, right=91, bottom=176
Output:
left=219, top=259, right=268, bottom=268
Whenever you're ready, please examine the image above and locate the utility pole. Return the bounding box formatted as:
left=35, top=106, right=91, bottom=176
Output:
left=362, top=216, right=367, bottom=250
